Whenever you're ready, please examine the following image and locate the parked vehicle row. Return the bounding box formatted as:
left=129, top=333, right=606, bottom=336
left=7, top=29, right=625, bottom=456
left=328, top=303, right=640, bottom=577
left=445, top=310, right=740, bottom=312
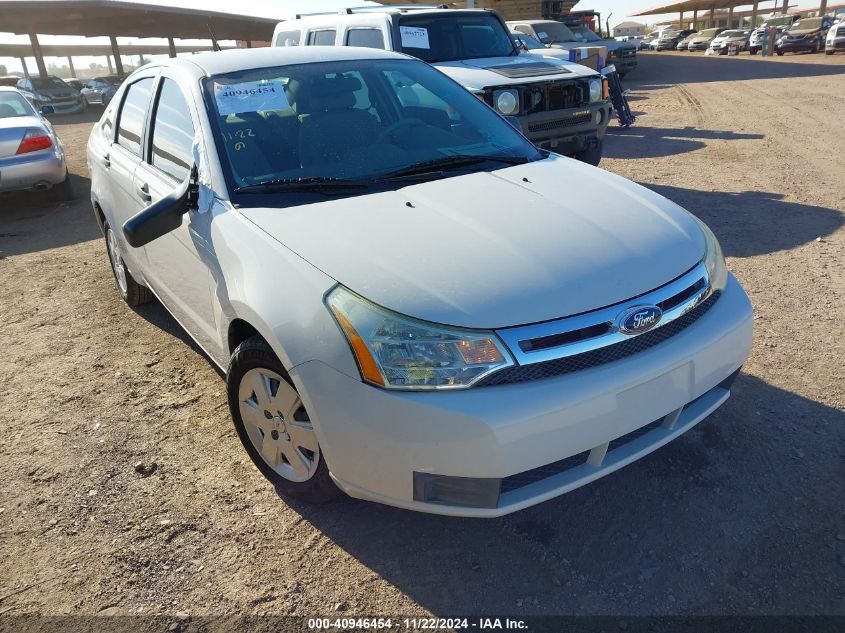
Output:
left=643, top=15, right=836, bottom=56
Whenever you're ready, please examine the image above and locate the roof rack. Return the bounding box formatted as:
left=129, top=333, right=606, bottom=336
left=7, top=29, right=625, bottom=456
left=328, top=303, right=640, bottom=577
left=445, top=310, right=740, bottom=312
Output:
left=294, top=5, right=449, bottom=19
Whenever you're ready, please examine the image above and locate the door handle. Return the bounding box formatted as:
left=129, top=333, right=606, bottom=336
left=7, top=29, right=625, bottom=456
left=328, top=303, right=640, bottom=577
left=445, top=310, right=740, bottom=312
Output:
left=136, top=182, right=152, bottom=202
left=101, top=153, right=110, bottom=168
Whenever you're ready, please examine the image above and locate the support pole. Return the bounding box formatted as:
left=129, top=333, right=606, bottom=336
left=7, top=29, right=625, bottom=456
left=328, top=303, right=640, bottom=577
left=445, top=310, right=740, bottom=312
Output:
left=710, top=6, right=715, bottom=28
left=751, top=1, right=759, bottom=27
left=66, top=55, right=75, bottom=77
left=679, top=10, right=684, bottom=29
left=246, top=40, right=253, bottom=48
left=107, top=55, right=113, bottom=74
left=110, top=35, right=124, bottom=76
left=693, top=9, right=698, bottom=30
left=728, top=6, right=734, bottom=28
left=29, top=32, right=48, bottom=78
left=20, top=57, right=29, bottom=78
left=782, top=0, right=788, bottom=14
left=819, top=0, right=828, bottom=15
left=168, top=36, right=177, bottom=58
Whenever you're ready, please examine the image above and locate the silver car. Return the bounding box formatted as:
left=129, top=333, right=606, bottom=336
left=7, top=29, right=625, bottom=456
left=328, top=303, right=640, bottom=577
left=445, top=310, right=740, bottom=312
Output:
left=15, top=75, right=85, bottom=115
left=81, top=75, right=125, bottom=106
left=0, top=87, right=72, bottom=199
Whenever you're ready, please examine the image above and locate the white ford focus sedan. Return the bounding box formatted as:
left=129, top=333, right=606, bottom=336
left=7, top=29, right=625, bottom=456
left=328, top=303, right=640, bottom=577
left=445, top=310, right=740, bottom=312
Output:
left=87, top=47, right=753, bottom=516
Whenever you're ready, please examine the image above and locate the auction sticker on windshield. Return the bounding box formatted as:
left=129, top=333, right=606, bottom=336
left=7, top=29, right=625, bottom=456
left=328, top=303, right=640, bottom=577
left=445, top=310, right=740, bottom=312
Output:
left=214, top=80, right=290, bottom=116
left=400, top=26, right=430, bottom=49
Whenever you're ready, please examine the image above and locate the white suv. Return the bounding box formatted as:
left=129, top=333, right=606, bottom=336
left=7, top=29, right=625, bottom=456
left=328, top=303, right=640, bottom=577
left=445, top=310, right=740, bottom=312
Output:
left=273, top=7, right=612, bottom=165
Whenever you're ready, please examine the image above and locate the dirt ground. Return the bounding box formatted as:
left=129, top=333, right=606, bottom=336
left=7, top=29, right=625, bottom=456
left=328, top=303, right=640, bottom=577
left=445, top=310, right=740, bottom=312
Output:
left=1, top=51, right=843, bottom=628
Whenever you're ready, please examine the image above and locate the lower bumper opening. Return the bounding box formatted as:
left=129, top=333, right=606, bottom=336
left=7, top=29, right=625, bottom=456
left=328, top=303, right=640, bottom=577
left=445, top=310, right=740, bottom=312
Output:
left=412, top=369, right=741, bottom=511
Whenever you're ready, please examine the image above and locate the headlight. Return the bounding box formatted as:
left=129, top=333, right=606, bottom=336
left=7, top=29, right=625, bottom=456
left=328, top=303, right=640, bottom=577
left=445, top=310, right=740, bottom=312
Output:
left=691, top=216, right=728, bottom=292
left=588, top=78, right=602, bottom=102
left=493, top=89, right=519, bottom=116
left=327, top=286, right=514, bottom=390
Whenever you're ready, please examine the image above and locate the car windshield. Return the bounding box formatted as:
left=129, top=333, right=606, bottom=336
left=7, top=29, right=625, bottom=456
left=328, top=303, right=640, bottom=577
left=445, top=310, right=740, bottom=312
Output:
left=530, top=22, right=577, bottom=44
left=790, top=18, right=822, bottom=30
left=31, top=77, right=69, bottom=89
left=206, top=59, right=541, bottom=196
left=721, top=30, right=745, bottom=37
left=515, top=33, right=545, bottom=49
left=698, top=29, right=721, bottom=37
left=569, top=26, right=602, bottom=42
left=396, top=13, right=516, bottom=62
left=0, top=92, right=34, bottom=117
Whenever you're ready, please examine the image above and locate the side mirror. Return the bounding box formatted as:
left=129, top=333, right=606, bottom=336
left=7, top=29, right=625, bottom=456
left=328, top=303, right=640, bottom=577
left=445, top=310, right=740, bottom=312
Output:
left=40, top=105, right=54, bottom=115
left=122, top=170, right=198, bottom=247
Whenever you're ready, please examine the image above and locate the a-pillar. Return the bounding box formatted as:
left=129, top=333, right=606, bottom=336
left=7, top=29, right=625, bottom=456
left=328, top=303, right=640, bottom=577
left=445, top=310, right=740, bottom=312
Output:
left=110, top=35, right=124, bottom=76
left=29, top=32, right=48, bottom=78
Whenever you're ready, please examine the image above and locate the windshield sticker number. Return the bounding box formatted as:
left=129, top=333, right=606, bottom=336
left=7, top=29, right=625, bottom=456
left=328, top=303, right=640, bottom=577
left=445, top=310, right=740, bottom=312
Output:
left=214, top=81, right=290, bottom=116
left=400, top=26, right=430, bottom=49
left=537, top=31, right=549, bottom=40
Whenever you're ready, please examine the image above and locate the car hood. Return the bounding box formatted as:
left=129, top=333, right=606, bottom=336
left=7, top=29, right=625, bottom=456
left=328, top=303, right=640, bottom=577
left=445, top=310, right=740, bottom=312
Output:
left=785, top=28, right=820, bottom=36
left=35, top=88, right=77, bottom=99
left=434, top=56, right=598, bottom=88
left=237, top=155, right=706, bottom=329
left=689, top=34, right=717, bottom=43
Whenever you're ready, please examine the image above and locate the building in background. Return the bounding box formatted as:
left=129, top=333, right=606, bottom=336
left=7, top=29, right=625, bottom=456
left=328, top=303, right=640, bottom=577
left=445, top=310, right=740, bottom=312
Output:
left=613, top=21, right=647, bottom=38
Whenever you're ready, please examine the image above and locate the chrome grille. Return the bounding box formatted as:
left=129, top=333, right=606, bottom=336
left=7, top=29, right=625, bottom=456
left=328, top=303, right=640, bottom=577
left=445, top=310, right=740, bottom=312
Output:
left=480, top=262, right=715, bottom=387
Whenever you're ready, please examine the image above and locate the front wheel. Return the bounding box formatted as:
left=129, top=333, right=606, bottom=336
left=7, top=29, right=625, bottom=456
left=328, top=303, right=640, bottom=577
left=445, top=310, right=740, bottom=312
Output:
left=227, top=336, right=341, bottom=504
left=574, top=139, right=603, bottom=167
left=776, top=50, right=785, bottom=56
left=749, top=49, right=758, bottom=55
left=826, top=49, right=835, bottom=55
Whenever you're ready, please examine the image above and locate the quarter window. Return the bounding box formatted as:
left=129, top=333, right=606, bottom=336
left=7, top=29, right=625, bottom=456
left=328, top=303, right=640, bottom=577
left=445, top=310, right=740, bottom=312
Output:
left=346, top=28, right=385, bottom=49
left=150, top=79, right=195, bottom=181
left=276, top=29, right=301, bottom=46
left=116, top=77, right=154, bottom=156
left=307, top=30, right=336, bottom=45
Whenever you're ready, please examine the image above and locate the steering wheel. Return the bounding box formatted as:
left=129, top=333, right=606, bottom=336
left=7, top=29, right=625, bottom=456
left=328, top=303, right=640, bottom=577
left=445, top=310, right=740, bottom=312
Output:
left=377, top=118, right=428, bottom=144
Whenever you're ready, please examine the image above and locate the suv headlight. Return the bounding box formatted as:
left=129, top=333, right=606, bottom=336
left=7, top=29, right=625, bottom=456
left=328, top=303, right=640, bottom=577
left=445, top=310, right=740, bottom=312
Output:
left=327, top=286, right=514, bottom=390
left=493, top=89, right=519, bottom=116
left=691, top=216, right=728, bottom=292
left=588, top=78, right=602, bottom=102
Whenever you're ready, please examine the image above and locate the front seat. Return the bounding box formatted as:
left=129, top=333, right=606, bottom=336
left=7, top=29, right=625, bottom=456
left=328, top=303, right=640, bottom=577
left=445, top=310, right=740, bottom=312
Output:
left=292, top=75, right=381, bottom=171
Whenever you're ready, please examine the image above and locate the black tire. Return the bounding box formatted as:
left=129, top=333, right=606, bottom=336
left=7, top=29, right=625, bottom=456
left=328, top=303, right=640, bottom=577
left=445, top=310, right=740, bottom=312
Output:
left=776, top=50, right=785, bottom=56
left=227, top=335, right=341, bottom=504
left=826, top=50, right=835, bottom=55
left=50, top=170, right=74, bottom=202
left=573, top=139, right=603, bottom=167
left=103, top=221, right=154, bottom=307
left=749, top=49, right=758, bottom=55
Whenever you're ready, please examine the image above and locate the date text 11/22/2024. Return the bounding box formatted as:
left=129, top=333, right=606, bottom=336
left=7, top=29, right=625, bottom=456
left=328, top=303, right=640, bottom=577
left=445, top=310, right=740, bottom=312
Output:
left=307, top=618, right=529, bottom=630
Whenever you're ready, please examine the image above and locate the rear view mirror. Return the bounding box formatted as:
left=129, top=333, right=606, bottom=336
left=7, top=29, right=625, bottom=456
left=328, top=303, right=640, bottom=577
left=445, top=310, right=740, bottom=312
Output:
left=122, top=172, right=197, bottom=247
left=40, top=105, right=54, bottom=115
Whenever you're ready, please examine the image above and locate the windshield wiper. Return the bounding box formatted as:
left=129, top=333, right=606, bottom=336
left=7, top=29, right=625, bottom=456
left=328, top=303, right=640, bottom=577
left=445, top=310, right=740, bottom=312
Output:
left=234, top=177, right=370, bottom=194
left=376, top=155, right=531, bottom=182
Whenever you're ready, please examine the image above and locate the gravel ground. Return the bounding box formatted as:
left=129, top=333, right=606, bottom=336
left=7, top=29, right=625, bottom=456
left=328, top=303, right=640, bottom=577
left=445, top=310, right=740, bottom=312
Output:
left=0, top=51, right=843, bottom=627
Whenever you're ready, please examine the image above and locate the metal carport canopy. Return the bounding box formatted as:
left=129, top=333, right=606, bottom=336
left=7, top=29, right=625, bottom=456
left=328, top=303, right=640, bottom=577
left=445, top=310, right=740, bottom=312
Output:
left=632, top=0, right=784, bottom=16
left=0, top=0, right=279, bottom=39
left=0, top=0, right=280, bottom=78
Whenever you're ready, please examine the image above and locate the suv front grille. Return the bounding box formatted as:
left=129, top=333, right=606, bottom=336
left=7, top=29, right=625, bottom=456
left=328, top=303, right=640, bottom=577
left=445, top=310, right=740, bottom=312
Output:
left=523, top=81, right=587, bottom=114
left=527, top=112, right=592, bottom=133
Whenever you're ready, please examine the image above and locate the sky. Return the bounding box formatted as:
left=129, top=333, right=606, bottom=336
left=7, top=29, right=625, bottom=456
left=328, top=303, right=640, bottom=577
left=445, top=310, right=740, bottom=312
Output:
left=0, top=0, right=811, bottom=75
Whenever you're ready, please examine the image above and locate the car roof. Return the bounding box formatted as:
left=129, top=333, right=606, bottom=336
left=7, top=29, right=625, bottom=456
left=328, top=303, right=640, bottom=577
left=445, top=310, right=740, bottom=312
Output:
left=167, top=45, right=411, bottom=77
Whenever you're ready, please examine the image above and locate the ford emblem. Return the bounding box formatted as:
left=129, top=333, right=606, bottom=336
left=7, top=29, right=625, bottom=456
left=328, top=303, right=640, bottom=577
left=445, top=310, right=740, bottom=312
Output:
left=617, top=305, right=663, bottom=335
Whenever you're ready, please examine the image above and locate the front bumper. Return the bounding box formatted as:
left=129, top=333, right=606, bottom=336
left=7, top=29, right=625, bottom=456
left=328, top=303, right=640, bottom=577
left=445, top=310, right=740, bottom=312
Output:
left=0, top=149, right=66, bottom=193
left=518, top=102, right=611, bottom=154
left=777, top=39, right=817, bottom=52
left=826, top=39, right=845, bottom=50
left=688, top=42, right=710, bottom=51
left=40, top=99, right=84, bottom=115
left=609, top=54, right=638, bottom=72
left=292, top=274, right=753, bottom=517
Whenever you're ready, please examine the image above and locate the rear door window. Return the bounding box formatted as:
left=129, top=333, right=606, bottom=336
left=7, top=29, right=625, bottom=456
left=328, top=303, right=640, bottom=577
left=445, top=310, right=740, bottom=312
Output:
left=116, top=77, right=154, bottom=156
left=307, top=30, right=336, bottom=45
left=149, top=78, right=195, bottom=181
left=346, top=28, right=385, bottom=49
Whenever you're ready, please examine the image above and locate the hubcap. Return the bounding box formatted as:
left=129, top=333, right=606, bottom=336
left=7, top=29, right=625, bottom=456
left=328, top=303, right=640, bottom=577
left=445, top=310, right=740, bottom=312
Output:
left=238, top=368, right=320, bottom=483
left=106, top=227, right=128, bottom=294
